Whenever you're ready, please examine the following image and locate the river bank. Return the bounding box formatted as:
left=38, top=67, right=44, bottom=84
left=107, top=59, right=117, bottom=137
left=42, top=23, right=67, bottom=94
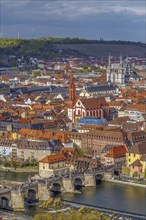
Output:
left=62, top=200, right=146, bottom=220
left=108, top=179, right=146, bottom=188
left=0, top=166, right=38, bottom=173
left=0, top=180, right=24, bottom=187
left=0, top=171, right=37, bottom=183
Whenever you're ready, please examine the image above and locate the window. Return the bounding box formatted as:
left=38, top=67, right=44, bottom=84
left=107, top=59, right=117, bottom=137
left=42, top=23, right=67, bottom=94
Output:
left=133, top=153, right=135, bottom=157
left=129, top=153, right=130, bottom=156
left=43, top=166, right=45, bottom=169
left=129, top=159, right=131, bottom=162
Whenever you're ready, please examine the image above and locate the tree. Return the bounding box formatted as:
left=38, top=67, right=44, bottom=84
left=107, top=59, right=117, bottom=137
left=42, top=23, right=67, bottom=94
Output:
left=74, top=145, right=84, bottom=157
left=133, top=171, right=139, bottom=178
left=33, top=208, right=111, bottom=220
left=33, top=70, right=41, bottom=77
left=122, top=166, right=130, bottom=176
left=53, top=197, right=61, bottom=206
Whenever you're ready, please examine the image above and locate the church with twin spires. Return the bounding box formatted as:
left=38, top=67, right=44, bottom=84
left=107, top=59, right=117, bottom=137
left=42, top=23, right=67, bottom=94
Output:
left=67, top=73, right=109, bottom=124
left=106, top=54, right=134, bottom=84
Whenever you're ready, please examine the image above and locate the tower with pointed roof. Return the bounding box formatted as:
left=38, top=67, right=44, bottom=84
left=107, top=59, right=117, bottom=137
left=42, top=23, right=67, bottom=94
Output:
left=106, top=53, right=111, bottom=82
left=67, top=73, right=76, bottom=121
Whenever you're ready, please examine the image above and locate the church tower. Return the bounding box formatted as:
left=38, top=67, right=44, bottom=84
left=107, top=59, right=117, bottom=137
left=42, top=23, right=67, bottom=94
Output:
left=67, top=73, right=76, bottom=121
left=106, top=53, right=111, bottom=82
left=117, top=54, right=125, bottom=83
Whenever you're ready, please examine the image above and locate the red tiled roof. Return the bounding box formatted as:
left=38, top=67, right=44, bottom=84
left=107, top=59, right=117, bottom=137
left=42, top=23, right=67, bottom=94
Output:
left=79, top=97, right=107, bottom=110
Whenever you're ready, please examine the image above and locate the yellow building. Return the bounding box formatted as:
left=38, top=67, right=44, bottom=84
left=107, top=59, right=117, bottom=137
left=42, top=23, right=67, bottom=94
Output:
left=126, top=142, right=146, bottom=176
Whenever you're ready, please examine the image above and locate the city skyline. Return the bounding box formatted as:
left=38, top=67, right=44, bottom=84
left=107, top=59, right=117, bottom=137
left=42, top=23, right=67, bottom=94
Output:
left=1, top=0, right=145, bottom=41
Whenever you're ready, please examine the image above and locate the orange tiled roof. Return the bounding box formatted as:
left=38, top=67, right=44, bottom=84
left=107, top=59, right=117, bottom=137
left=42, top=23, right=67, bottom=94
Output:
left=122, top=104, right=146, bottom=112
left=39, top=153, right=66, bottom=163
left=105, top=145, right=127, bottom=158
left=19, top=128, right=70, bottom=143
left=61, top=147, right=76, bottom=153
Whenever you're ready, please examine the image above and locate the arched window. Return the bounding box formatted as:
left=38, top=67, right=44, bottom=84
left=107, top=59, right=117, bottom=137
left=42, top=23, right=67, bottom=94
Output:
left=78, top=110, right=80, bottom=115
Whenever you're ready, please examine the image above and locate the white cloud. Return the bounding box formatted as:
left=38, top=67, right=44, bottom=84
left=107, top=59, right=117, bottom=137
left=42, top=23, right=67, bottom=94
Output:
left=2, top=0, right=145, bottom=19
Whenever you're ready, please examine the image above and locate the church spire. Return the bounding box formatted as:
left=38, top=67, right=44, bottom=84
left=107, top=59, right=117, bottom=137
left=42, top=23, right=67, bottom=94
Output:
left=67, top=72, right=76, bottom=108
left=69, top=73, right=76, bottom=102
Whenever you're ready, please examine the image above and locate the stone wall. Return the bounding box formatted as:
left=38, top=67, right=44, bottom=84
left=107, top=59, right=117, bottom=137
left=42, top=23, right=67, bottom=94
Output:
left=11, top=190, right=25, bottom=211
left=84, top=173, right=96, bottom=186
left=62, top=178, right=75, bottom=192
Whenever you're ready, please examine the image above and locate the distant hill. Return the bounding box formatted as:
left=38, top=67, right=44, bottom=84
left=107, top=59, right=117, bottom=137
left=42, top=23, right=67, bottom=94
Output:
left=0, top=38, right=145, bottom=60
left=54, top=43, right=146, bottom=57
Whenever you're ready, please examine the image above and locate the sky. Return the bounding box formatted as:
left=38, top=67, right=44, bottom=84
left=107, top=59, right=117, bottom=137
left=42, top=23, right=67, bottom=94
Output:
left=1, top=0, right=146, bottom=41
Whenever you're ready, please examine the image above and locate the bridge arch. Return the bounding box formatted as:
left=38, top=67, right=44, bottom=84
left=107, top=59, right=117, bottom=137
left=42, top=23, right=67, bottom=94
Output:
left=74, top=177, right=83, bottom=190
left=27, top=189, right=37, bottom=200
left=114, top=170, right=120, bottom=176
left=95, top=174, right=103, bottom=184
left=0, top=196, right=10, bottom=209
left=51, top=182, right=61, bottom=192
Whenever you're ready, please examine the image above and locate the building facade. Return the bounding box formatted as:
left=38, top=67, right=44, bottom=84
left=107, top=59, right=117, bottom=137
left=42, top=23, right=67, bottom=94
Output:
left=39, top=153, right=69, bottom=177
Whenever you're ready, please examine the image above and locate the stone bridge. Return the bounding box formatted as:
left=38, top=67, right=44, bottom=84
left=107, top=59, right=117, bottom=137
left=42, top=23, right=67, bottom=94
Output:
left=0, top=170, right=116, bottom=211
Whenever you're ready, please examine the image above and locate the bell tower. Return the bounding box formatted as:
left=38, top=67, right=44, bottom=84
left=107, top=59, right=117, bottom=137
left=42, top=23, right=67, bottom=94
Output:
left=67, top=73, right=76, bottom=121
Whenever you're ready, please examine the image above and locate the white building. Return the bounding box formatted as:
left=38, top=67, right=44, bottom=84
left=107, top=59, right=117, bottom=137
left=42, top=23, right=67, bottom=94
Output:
left=107, top=55, right=136, bottom=84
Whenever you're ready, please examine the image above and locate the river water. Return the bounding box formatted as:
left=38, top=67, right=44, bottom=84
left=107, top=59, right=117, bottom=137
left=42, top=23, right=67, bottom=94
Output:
left=61, top=182, right=146, bottom=217
left=0, top=172, right=146, bottom=219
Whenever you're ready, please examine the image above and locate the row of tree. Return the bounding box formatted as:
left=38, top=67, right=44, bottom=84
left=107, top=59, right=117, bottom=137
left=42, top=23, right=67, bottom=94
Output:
left=0, top=37, right=145, bottom=48
left=33, top=207, right=111, bottom=220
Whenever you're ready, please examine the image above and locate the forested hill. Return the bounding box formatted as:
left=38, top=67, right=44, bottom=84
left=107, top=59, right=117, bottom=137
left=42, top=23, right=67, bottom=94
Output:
left=0, top=37, right=145, bottom=59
